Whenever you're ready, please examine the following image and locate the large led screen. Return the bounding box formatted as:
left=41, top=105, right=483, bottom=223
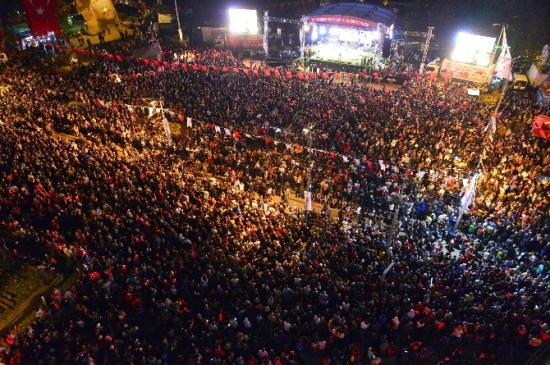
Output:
left=228, top=9, right=258, bottom=34
left=450, top=32, right=496, bottom=67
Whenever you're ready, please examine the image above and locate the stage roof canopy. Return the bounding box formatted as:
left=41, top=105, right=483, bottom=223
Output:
left=306, top=2, right=397, bottom=29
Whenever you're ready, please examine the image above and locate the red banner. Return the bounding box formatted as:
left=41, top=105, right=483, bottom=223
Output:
left=22, top=0, right=62, bottom=38
left=307, top=16, right=376, bottom=29
left=225, top=34, right=263, bottom=49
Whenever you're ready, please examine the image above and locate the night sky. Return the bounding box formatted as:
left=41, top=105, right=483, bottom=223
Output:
left=1, top=0, right=548, bottom=53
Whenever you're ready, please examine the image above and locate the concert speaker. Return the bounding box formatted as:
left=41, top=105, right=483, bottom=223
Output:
left=382, top=39, right=392, bottom=58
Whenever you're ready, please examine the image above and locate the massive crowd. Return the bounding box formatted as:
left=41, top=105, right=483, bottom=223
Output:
left=0, top=36, right=549, bottom=365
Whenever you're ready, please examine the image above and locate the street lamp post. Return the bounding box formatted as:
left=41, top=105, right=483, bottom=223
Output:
left=304, top=126, right=313, bottom=226
left=174, top=0, right=184, bottom=42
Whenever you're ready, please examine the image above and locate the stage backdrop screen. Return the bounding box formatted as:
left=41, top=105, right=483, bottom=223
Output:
left=228, top=9, right=258, bottom=34
left=450, top=32, right=496, bottom=67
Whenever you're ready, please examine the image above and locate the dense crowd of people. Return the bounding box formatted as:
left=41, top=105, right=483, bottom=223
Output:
left=0, top=36, right=549, bottom=365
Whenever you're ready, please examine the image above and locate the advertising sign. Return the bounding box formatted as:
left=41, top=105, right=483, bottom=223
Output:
left=441, top=58, right=492, bottom=84
left=226, top=34, right=263, bottom=49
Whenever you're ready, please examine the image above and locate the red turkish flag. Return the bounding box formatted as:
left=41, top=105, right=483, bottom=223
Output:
left=22, top=0, right=61, bottom=38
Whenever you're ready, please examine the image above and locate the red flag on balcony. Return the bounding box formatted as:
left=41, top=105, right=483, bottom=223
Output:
left=22, top=0, right=61, bottom=38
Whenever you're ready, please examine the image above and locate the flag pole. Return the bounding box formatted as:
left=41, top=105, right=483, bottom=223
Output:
left=453, top=172, right=480, bottom=231
left=304, top=125, right=313, bottom=226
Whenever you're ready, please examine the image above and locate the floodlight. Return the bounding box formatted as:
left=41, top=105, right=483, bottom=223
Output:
left=228, top=8, right=258, bottom=34
left=450, top=32, right=496, bottom=67
left=311, top=27, right=318, bottom=41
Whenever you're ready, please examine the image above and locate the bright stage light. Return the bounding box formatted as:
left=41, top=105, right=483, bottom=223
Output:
left=312, top=26, right=318, bottom=41
left=304, top=24, right=310, bottom=32
left=228, top=9, right=258, bottom=34
left=451, top=32, right=496, bottom=67
left=329, top=27, right=340, bottom=36
left=319, top=26, right=326, bottom=35
left=339, top=28, right=358, bottom=42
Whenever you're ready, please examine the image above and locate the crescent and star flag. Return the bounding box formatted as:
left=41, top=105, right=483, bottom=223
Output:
left=22, top=0, right=62, bottom=38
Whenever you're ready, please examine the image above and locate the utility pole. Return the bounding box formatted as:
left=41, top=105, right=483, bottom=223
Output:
left=386, top=187, right=404, bottom=256
left=304, top=127, right=313, bottom=226
left=174, top=0, right=183, bottom=42
left=453, top=173, right=480, bottom=231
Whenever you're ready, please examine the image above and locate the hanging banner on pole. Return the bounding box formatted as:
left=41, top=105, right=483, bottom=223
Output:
left=162, top=118, right=172, bottom=144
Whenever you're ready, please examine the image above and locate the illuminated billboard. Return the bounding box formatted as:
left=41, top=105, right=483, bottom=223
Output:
left=450, top=32, right=496, bottom=67
left=228, top=9, right=258, bottom=34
